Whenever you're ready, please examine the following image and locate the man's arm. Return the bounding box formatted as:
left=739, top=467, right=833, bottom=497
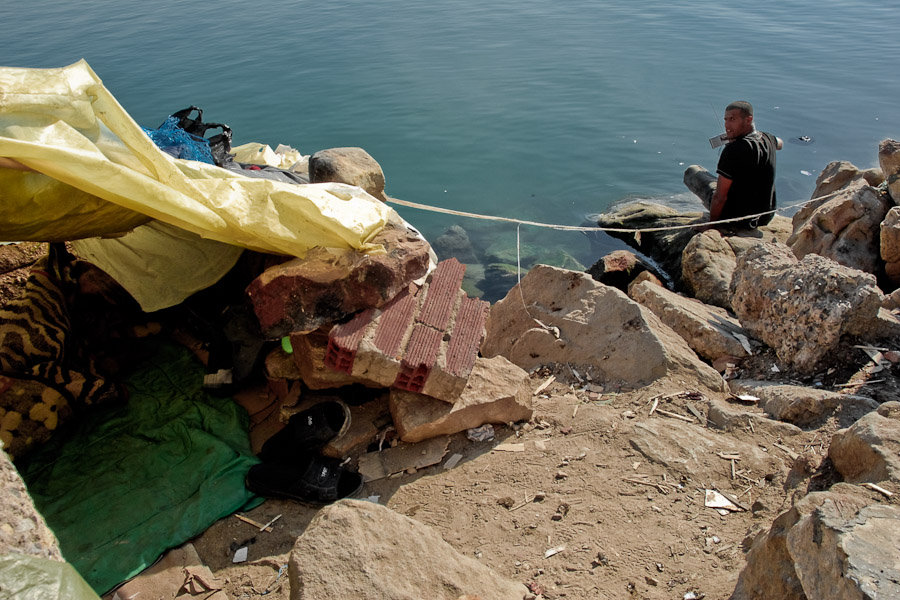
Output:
left=709, top=175, right=732, bottom=221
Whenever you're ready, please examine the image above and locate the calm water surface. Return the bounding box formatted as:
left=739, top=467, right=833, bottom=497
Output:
left=3, top=1, right=899, bottom=275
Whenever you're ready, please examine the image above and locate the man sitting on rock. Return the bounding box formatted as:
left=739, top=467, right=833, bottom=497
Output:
left=684, top=100, right=783, bottom=229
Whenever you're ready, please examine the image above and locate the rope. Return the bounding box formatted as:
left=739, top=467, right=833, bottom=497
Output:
left=386, top=189, right=843, bottom=234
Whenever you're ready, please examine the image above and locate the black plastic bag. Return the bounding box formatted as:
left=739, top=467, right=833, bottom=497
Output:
left=170, top=106, right=233, bottom=167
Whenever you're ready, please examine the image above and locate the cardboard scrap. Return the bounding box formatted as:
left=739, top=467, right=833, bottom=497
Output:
left=493, top=443, right=525, bottom=452
left=358, top=436, right=450, bottom=482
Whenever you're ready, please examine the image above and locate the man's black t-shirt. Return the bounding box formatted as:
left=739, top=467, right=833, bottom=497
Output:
left=716, top=130, right=778, bottom=226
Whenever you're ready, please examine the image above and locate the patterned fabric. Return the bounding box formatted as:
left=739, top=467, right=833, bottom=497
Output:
left=0, top=244, right=119, bottom=460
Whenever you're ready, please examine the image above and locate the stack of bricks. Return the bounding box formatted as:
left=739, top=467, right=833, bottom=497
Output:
left=323, top=258, right=489, bottom=402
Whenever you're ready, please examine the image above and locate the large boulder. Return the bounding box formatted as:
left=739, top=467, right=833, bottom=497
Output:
left=289, top=499, right=529, bottom=600
left=308, top=147, right=387, bottom=201
left=681, top=229, right=738, bottom=309
left=730, top=485, right=900, bottom=600
left=829, top=401, right=900, bottom=484
left=728, top=380, right=878, bottom=428
left=628, top=279, right=749, bottom=363
left=881, top=206, right=900, bottom=285
left=482, top=265, right=725, bottom=391
left=787, top=179, right=892, bottom=274
left=730, top=242, right=883, bottom=374
left=247, top=214, right=432, bottom=338
left=812, top=160, right=883, bottom=200
left=879, top=138, right=900, bottom=205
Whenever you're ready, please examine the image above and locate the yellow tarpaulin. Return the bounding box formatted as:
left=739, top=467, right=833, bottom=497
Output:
left=0, top=60, right=391, bottom=256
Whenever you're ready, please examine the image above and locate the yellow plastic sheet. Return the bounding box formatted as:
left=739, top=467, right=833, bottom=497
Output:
left=0, top=60, right=390, bottom=256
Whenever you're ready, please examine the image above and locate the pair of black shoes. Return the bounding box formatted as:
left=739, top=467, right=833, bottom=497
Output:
left=245, top=401, right=363, bottom=505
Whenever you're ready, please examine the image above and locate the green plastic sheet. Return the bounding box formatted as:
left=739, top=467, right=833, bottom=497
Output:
left=17, top=340, right=260, bottom=595
left=0, top=553, right=100, bottom=600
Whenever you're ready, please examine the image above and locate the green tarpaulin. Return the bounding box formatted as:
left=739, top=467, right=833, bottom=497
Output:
left=17, top=340, right=260, bottom=594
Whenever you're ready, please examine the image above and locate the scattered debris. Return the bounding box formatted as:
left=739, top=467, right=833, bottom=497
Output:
left=533, top=375, right=556, bottom=395
left=655, top=408, right=695, bottom=423
left=493, top=443, right=525, bottom=452
left=232, top=546, right=248, bottom=563
left=466, top=424, right=495, bottom=442
left=772, top=442, right=799, bottom=460
left=864, top=482, right=893, bottom=498
left=357, top=436, right=450, bottom=481
left=704, top=489, right=743, bottom=514
left=234, top=514, right=275, bottom=533
left=544, top=545, right=566, bottom=559
left=733, top=394, right=760, bottom=404
left=443, top=453, right=464, bottom=470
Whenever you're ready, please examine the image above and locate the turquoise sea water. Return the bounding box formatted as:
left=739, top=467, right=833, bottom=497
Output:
left=3, top=1, right=899, bottom=280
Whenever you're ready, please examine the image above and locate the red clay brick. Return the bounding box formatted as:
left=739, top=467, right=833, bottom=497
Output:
left=394, top=324, right=443, bottom=392
left=416, top=259, right=466, bottom=331
left=445, top=297, right=489, bottom=377
left=372, top=287, right=419, bottom=358
left=325, top=308, right=375, bottom=373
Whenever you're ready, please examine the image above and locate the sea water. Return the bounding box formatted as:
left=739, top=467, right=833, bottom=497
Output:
left=3, top=0, right=899, bottom=290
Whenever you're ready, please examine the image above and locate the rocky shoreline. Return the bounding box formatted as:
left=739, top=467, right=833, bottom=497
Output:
left=3, top=139, right=900, bottom=599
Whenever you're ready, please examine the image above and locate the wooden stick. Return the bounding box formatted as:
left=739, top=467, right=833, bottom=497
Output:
left=834, top=380, right=884, bottom=388
left=772, top=442, right=799, bottom=460
left=655, top=408, right=695, bottom=423
left=235, top=514, right=273, bottom=532
left=649, top=398, right=659, bottom=416
left=534, top=375, right=556, bottom=395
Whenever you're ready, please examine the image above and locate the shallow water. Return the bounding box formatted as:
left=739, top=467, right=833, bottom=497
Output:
left=3, top=1, right=899, bottom=289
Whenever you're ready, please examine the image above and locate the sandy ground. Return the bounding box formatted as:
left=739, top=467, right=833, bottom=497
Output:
left=189, top=350, right=898, bottom=600
left=2, top=243, right=897, bottom=600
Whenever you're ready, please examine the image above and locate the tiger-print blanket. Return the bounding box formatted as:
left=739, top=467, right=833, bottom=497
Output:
left=0, top=243, right=119, bottom=460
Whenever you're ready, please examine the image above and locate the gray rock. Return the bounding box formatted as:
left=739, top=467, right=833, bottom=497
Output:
left=0, top=449, right=62, bottom=561
left=432, top=225, right=477, bottom=263
left=628, top=418, right=782, bottom=477
left=731, top=485, right=900, bottom=600
left=289, top=499, right=529, bottom=600
left=706, top=396, right=803, bottom=438
left=730, top=242, right=883, bottom=374
left=308, top=147, right=387, bottom=201
left=482, top=265, right=725, bottom=390
left=879, top=138, right=900, bottom=205
left=628, top=279, right=749, bottom=363
left=729, top=380, right=879, bottom=428
left=830, top=401, right=900, bottom=484
left=881, top=206, right=900, bottom=285
left=788, top=179, right=892, bottom=274
left=812, top=160, right=884, bottom=200
left=681, top=228, right=737, bottom=309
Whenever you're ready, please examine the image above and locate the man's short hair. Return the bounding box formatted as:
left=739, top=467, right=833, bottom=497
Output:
left=726, top=101, right=753, bottom=117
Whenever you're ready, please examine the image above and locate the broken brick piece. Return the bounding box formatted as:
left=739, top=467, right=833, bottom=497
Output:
left=445, top=296, right=489, bottom=377
left=325, top=309, right=375, bottom=373
left=416, top=258, right=466, bottom=330
left=372, top=288, right=419, bottom=358
left=394, top=324, right=443, bottom=392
